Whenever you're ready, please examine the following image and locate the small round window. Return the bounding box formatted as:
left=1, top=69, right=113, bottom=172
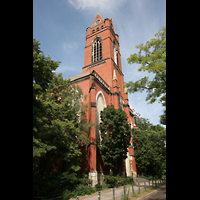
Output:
left=95, top=19, right=101, bottom=24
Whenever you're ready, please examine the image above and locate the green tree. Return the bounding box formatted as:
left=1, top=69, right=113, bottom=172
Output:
left=33, top=38, right=61, bottom=169
left=33, top=38, right=60, bottom=96
left=124, top=26, right=166, bottom=125
left=133, top=113, right=166, bottom=177
left=33, top=73, right=92, bottom=196
left=33, top=39, right=92, bottom=196
left=34, top=73, right=85, bottom=172
left=98, top=105, right=131, bottom=174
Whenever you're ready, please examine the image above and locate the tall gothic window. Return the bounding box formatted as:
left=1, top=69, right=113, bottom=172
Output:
left=96, top=91, right=106, bottom=144
left=92, top=37, right=102, bottom=63
left=113, top=40, right=118, bottom=65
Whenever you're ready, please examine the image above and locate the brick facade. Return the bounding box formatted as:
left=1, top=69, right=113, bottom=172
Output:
left=68, top=14, right=138, bottom=186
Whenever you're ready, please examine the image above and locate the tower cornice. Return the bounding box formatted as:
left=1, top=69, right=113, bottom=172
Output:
left=86, top=26, right=119, bottom=46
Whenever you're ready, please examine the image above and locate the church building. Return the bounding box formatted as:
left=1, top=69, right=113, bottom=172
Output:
left=67, top=14, right=138, bottom=186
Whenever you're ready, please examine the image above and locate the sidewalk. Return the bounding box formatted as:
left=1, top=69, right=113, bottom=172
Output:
left=137, top=186, right=166, bottom=200
left=71, top=180, right=165, bottom=200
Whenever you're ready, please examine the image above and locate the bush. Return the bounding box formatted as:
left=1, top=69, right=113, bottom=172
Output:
left=95, top=183, right=102, bottom=190
left=79, top=177, right=93, bottom=186
left=62, top=189, right=71, bottom=200
left=104, top=174, right=117, bottom=187
left=116, top=175, right=124, bottom=186
left=76, top=184, right=96, bottom=196
left=148, top=175, right=154, bottom=180
left=126, top=177, right=134, bottom=185
left=62, top=184, right=96, bottom=200
left=87, top=186, right=96, bottom=195
left=77, top=173, right=93, bottom=186
left=104, top=173, right=134, bottom=188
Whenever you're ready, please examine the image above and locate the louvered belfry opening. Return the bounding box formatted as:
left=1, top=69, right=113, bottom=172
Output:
left=92, top=37, right=102, bottom=63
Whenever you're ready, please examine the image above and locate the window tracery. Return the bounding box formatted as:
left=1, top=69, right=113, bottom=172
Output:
left=92, top=37, right=102, bottom=63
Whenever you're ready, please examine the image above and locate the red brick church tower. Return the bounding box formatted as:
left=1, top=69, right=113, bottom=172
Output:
left=68, top=14, right=138, bottom=186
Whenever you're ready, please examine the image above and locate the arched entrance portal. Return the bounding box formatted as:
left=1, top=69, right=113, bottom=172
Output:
left=95, top=91, right=106, bottom=184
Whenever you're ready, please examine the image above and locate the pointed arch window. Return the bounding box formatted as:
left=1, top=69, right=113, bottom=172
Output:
left=113, top=40, right=118, bottom=65
left=91, top=37, right=102, bottom=63
left=96, top=91, right=106, bottom=144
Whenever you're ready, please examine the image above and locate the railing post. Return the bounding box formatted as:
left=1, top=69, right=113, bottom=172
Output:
left=98, top=191, right=101, bottom=200
left=132, top=183, right=134, bottom=196
left=113, top=187, right=115, bottom=200
left=144, top=182, right=146, bottom=191
left=138, top=182, right=140, bottom=194
left=124, top=185, right=125, bottom=197
left=136, top=173, right=138, bottom=182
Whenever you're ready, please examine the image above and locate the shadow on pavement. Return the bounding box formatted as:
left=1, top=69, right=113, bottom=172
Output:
left=140, top=187, right=166, bottom=200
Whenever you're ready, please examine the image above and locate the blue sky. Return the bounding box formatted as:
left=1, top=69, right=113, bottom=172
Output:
left=33, top=0, right=166, bottom=127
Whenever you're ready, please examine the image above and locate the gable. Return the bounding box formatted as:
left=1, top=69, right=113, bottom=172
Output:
left=91, top=13, right=104, bottom=28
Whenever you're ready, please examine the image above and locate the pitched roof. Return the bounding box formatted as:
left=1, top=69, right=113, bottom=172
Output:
left=67, top=71, right=90, bottom=82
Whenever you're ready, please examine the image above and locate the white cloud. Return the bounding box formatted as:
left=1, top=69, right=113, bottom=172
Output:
left=67, top=0, right=124, bottom=11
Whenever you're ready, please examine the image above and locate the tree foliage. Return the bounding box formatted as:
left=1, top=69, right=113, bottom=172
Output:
left=33, top=38, right=61, bottom=169
left=33, top=39, right=92, bottom=197
left=124, top=26, right=166, bottom=125
left=98, top=105, right=131, bottom=174
left=133, top=113, right=166, bottom=177
left=33, top=38, right=60, bottom=96
left=33, top=73, right=86, bottom=170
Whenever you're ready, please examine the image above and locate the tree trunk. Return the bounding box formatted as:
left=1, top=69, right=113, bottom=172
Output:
left=43, top=152, right=52, bottom=177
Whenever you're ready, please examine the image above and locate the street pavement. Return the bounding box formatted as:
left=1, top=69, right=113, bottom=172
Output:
left=70, top=179, right=166, bottom=200
left=139, top=186, right=166, bottom=200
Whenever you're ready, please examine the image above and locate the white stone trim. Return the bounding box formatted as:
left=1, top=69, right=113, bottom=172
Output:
left=95, top=91, right=107, bottom=107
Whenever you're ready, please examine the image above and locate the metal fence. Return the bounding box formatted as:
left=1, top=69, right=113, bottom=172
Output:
left=33, top=176, right=166, bottom=200
left=75, top=177, right=166, bottom=200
